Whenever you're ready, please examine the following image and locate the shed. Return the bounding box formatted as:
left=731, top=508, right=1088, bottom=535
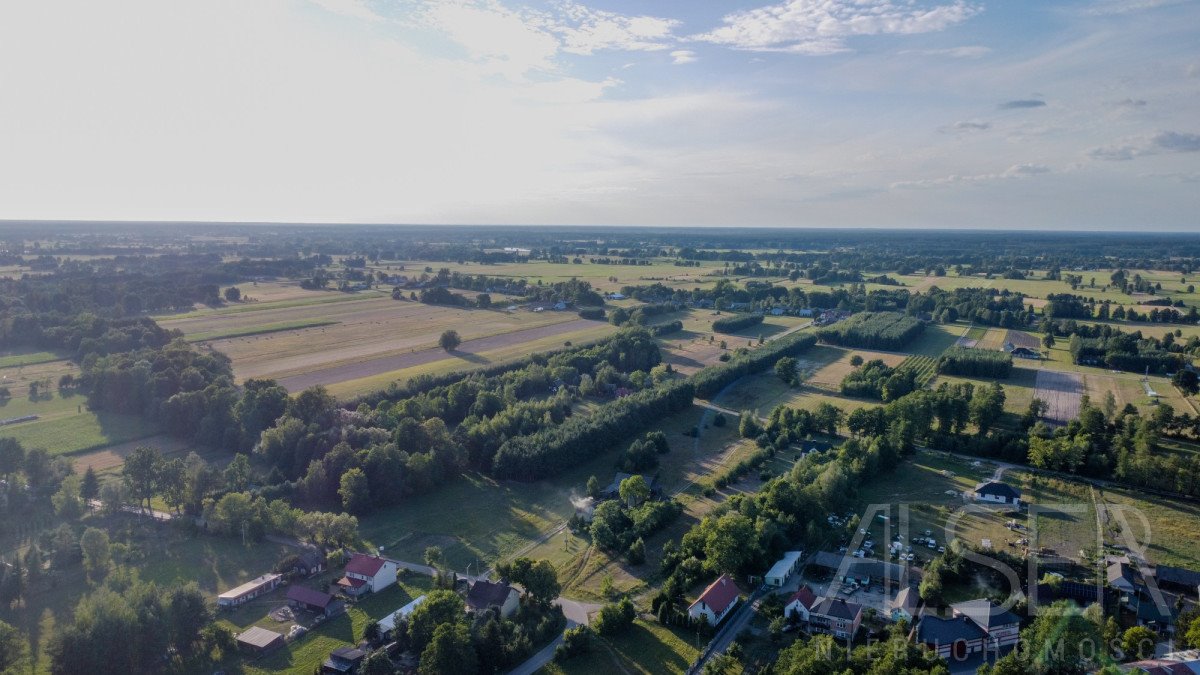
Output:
left=237, top=626, right=285, bottom=654
left=218, top=573, right=282, bottom=608
left=765, top=551, right=803, bottom=587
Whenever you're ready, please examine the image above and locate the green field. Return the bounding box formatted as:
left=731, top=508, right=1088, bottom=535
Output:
left=0, top=351, right=62, bottom=368
left=184, top=319, right=341, bottom=342
left=539, top=619, right=701, bottom=675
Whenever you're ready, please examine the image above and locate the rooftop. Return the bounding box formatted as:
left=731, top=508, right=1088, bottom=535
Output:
left=916, top=615, right=988, bottom=645
left=236, top=626, right=284, bottom=649
left=689, top=574, right=740, bottom=616
left=466, top=579, right=516, bottom=611
left=974, top=480, right=1021, bottom=499
left=345, top=554, right=388, bottom=577
left=218, top=573, right=281, bottom=600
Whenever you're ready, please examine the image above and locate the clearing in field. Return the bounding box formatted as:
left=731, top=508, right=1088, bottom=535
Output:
left=1034, top=370, right=1083, bottom=425
left=808, top=348, right=906, bottom=390
left=975, top=327, right=1010, bottom=351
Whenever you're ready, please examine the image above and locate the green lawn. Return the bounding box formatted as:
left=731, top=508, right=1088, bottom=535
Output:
left=236, top=577, right=433, bottom=675
left=539, top=620, right=701, bottom=675
left=0, top=351, right=63, bottom=368
left=0, top=404, right=160, bottom=456
left=1023, top=473, right=1099, bottom=561
left=185, top=319, right=341, bottom=342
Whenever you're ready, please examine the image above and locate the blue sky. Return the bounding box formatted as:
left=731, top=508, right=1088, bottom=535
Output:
left=0, top=0, right=1197, bottom=229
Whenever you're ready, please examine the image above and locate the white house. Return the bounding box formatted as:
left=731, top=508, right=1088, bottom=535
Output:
left=765, top=551, right=803, bottom=588
left=785, top=585, right=818, bottom=623
left=338, top=554, right=399, bottom=596
left=466, top=580, right=521, bottom=618
left=687, top=574, right=741, bottom=626
left=890, top=586, right=919, bottom=622
left=973, top=481, right=1021, bottom=507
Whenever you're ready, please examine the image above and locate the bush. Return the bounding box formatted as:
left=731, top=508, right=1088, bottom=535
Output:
left=579, top=307, right=606, bottom=320
left=554, top=625, right=593, bottom=662
left=593, top=598, right=637, bottom=636
left=713, top=314, right=764, bottom=334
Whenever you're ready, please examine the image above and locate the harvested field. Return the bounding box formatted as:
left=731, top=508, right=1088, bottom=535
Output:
left=1004, top=330, right=1041, bottom=350
left=1034, top=370, right=1083, bottom=424
left=658, top=332, right=728, bottom=375
left=976, top=328, right=1010, bottom=351
left=276, top=317, right=602, bottom=392
left=168, top=297, right=577, bottom=384
left=72, top=434, right=194, bottom=475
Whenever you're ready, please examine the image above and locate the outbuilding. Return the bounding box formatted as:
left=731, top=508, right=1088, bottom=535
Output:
left=764, top=551, right=803, bottom=588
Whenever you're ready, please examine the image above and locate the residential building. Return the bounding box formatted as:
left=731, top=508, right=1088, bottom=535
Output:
left=951, top=599, right=1020, bottom=651
left=466, top=579, right=521, bottom=618
left=808, top=597, right=863, bottom=639
left=890, top=586, right=919, bottom=623
left=287, top=585, right=345, bottom=618
left=338, top=554, right=398, bottom=596
left=785, top=585, right=818, bottom=623
left=974, top=481, right=1022, bottom=506
left=914, top=614, right=987, bottom=661
left=688, top=574, right=741, bottom=627
left=765, top=551, right=804, bottom=588
left=600, top=472, right=661, bottom=502
left=218, top=573, right=282, bottom=608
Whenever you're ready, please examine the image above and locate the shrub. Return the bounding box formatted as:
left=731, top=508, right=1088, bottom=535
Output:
left=713, top=314, right=764, bottom=334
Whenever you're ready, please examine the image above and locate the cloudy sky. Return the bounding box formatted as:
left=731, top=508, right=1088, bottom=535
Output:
left=0, top=0, right=1197, bottom=229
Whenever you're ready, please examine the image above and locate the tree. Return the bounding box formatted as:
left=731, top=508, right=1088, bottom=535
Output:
left=439, top=330, right=462, bottom=352
left=0, top=620, right=26, bottom=673
left=775, top=356, right=798, bottom=386
left=619, top=475, right=650, bottom=507
left=419, top=623, right=476, bottom=675
left=1023, top=600, right=1102, bottom=673
left=122, top=446, right=162, bottom=511
left=849, top=354, right=864, bottom=367
left=423, top=546, right=444, bottom=570
left=1122, top=625, right=1157, bottom=661
left=586, top=475, right=600, bottom=498
left=522, top=560, right=561, bottom=605
left=79, top=528, right=111, bottom=578
left=476, top=293, right=492, bottom=308
left=0, top=438, right=24, bottom=483
left=223, top=453, right=252, bottom=492
left=80, top=466, right=100, bottom=503
left=704, top=512, right=758, bottom=574
left=408, top=589, right=465, bottom=651
left=158, top=458, right=187, bottom=513
left=223, top=286, right=241, bottom=302
left=52, top=476, right=84, bottom=520
left=362, top=650, right=394, bottom=675
left=627, top=537, right=646, bottom=565
left=1173, top=369, right=1200, bottom=396
left=1043, top=333, right=1056, bottom=349
left=339, top=468, right=371, bottom=514
left=166, top=583, right=212, bottom=655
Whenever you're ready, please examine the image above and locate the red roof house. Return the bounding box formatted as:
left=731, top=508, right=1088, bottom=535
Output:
left=687, top=574, right=741, bottom=626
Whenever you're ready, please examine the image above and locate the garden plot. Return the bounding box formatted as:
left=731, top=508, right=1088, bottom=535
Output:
left=1034, top=370, right=1084, bottom=425
left=1004, top=330, right=1041, bottom=350
left=975, top=328, right=1010, bottom=351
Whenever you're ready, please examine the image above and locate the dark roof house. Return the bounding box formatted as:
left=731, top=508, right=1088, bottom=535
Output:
left=916, top=614, right=988, bottom=644
left=950, top=599, right=1020, bottom=632
left=466, top=579, right=519, bottom=614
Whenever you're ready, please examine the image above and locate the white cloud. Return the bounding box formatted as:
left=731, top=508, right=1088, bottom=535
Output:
left=670, top=50, right=698, bottom=65
left=892, top=163, right=1051, bottom=189
left=547, top=2, right=679, bottom=54
left=900, top=45, right=991, bottom=58
left=693, top=0, right=980, bottom=54
left=421, top=0, right=561, bottom=77
left=1090, top=131, right=1200, bottom=161
left=1081, top=0, right=1188, bottom=16
left=308, top=0, right=381, bottom=22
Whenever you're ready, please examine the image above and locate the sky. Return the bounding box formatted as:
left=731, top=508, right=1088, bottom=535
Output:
left=0, top=0, right=1197, bottom=230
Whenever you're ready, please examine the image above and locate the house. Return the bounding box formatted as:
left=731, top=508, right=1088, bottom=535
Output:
left=808, top=597, right=863, bottom=639
left=974, top=481, right=1022, bottom=507
left=378, top=595, right=427, bottom=637
left=1109, top=561, right=1143, bottom=597
left=606, top=292, right=626, bottom=301
left=688, top=574, right=741, bottom=627
left=1155, top=565, right=1200, bottom=597
left=322, top=646, right=367, bottom=674
left=801, top=440, right=834, bottom=456
left=951, top=599, right=1020, bottom=651
left=289, top=549, right=325, bottom=578
left=1003, top=342, right=1041, bottom=359
left=765, top=551, right=804, bottom=588
left=218, top=573, right=282, bottom=608
left=890, top=586, right=919, bottom=622
left=287, top=585, right=345, bottom=618
left=466, top=579, right=521, bottom=618
left=785, top=585, right=818, bottom=623
left=236, top=626, right=285, bottom=654
left=914, top=614, right=988, bottom=661
left=338, top=554, right=398, bottom=596
left=600, top=473, right=661, bottom=502
left=1119, top=650, right=1200, bottom=674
